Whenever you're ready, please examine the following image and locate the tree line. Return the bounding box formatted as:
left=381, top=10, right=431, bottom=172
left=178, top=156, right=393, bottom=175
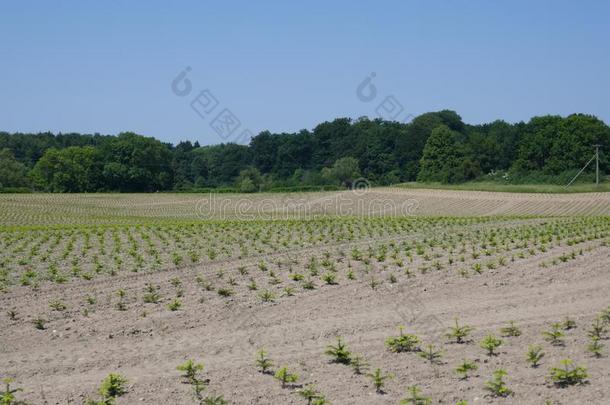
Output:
left=0, top=110, right=608, bottom=192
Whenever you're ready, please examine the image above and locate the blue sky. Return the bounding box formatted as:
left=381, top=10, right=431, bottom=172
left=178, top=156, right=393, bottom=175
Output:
left=1, top=0, right=608, bottom=145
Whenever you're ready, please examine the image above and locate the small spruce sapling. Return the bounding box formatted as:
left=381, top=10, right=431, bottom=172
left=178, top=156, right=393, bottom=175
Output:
left=324, top=336, right=351, bottom=364
left=385, top=326, right=420, bottom=353
left=418, top=344, right=443, bottom=364
left=526, top=345, right=545, bottom=367
left=399, top=385, right=432, bottom=405
left=274, top=366, right=298, bottom=388
left=255, top=349, right=273, bottom=374
left=349, top=354, right=369, bottom=374
left=455, top=359, right=478, bottom=379
left=480, top=335, right=502, bottom=356
left=446, top=319, right=473, bottom=343
left=500, top=321, right=522, bottom=337
left=543, top=323, right=565, bottom=346
left=368, top=368, right=393, bottom=394
left=484, top=369, right=512, bottom=397
left=548, top=359, right=588, bottom=387
left=1, top=378, right=24, bottom=405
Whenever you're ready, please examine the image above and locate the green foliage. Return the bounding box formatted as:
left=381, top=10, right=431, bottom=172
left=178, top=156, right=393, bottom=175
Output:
left=586, top=338, right=604, bottom=358
left=1, top=378, right=25, bottom=405
left=324, top=337, right=351, bottom=364
left=543, top=323, right=565, bottom=346
left=500, top=320, right=522, bottom=337
left=484, top=369, right=512, bottom=397
left=548, top=359, right=588, bottom=387
left=399, top=385, right=432, bottom=405
left=446, top=319, right=473, bottom=343
left=255, top=349, right=273, bottom=374
left=385, top=326, right=420, bottom=353
left=298, top=385, right=327, bottom=405
left=167, top=298, right=182, bottom=311
left=418, top=344, right=443, bottom=364
left=526, top=345, right=545, bottom=367
left=177, top=360, right=204, bottom=383
left=99, top=373, right=128, bottom=398
left=274, top=366, right=298, bottom=388
left=349, top=354, right=369, bottom=375
left=367, top=368, right=393, bottom=393
left=480, top=335, right=502, bottom=356
left=455, top=359, right=478, bottom=379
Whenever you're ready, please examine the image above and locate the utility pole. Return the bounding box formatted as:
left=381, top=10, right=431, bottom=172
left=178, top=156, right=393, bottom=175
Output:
left=594, top=144, right=601, bottom=186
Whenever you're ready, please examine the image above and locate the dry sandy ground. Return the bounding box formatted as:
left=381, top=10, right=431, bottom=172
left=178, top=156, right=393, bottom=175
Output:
left=1, top=188, right=609, bottom=225
left=2, top=223, right=609, bottom=404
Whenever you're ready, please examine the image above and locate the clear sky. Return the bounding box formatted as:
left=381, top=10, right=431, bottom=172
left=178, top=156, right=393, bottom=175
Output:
left=1, top=0, right=609, bottom=145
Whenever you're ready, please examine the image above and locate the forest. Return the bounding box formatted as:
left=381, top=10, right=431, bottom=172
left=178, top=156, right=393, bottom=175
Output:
left=0, top=110, right=608, bottom=192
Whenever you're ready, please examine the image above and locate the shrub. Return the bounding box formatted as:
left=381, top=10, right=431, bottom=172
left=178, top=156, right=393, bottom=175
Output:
left=259, top=290, right=276, bottom=302
left=446, top=319, right=473, bottom=343
left=324, top=337, right=351, bottom=364
left=1, top=378, right=24, bottom=405
left=586, top=338, right=603, bottom=358
left=255, top=349, right=273, bottom=374
left=562, top=317, right=577, bottom=330
left=177, top=359, right=204, bottom=383
left=216, top=287, right=234, bottom=297
left=480, top=335, right=502, bottom=356
left=349, top=354, right=369, bottom=375
left=368, top=368, right=393, bottom=394
left=321, top=273, right=337, bottom=285
left=484, top=369, right=512, bottom=397
left=543, top=323, right=565, bottom=346
left=587, top=318, right=606, bottom=340
left=399, top=385, right=432, bottom=405
left=202, top=395, right=228, bottom=405
left=32, top=317, right=46, bottom=330
left=455, top=359, right=478, bottom=379
left=298, top=385, right=326, bottom=405
left=526, top=345, right=545, bottom=367
left=385, top=326, right=420, bottom=353
left=274, top=367, right=298, bottom=388
left=548, top=359, right=588, bottom=387
left=500, top=320, right=522, bottom=337
left=167, top=298, right=182, bottom=311
left=98, top=373, right=128, bottom=400
left=418, top=344, right=442, bottom=364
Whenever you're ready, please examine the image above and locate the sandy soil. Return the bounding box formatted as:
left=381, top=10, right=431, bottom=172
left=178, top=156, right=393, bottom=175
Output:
left=2, top=217, right=609, bottom=404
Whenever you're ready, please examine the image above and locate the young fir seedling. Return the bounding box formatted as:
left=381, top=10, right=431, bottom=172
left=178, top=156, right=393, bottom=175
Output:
left=32, top=316, right=46, bottom=330
left=455, top=359, right=478, bottom=379
left=543, top=323, right=565, bottom=346
left=1, top=378, right=23, bottom=405
left=548, top=359, right=588, bottom=387
left=586, top=337, right=604, bottom=358
left=587, top=318, right=606, bottom=340
left=167, top=298, right=182, bottom=311
left=526, top=345, right=545, bottom=367
left=7, top=309, right=17, bottom=321
left=177, top=359, right=204, bottom=383
left=202, top=394, right=228, bottom=405
left=385, top=326, right=420, bottom=353
left=298, top=384, right=325, bottom=405
left=86, top=373, right=128, bottom=404
left=274, top=366, right=298, bottom=388
left=259, top=290, right=276, bottom=302
left=255, top=349, right=273, bottom=374
left=324, top=336, right=351, bottom=364
left=349, top=354, right=369, bottom=375
left=446, top=318, right=473, bottom=343
left=399, top=385, right=432, bottom=405
left=500, top=320, right=522, bottom=337
left=49, top=299, right=67, bottom=311
left=562, top=317, right=577, bottom=330
left=484, top=369, right=512, bottom=397
left=368, top=368, right=393, bottom=394
left=321, top=272, right=337, bottom=285
left=418, top=344, right=443, bottom=364
left=480, top=335, right=502, bottom=356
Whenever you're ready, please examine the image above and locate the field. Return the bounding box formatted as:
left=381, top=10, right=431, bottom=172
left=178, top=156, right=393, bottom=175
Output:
left=1, top=189, right=610, bottom=404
